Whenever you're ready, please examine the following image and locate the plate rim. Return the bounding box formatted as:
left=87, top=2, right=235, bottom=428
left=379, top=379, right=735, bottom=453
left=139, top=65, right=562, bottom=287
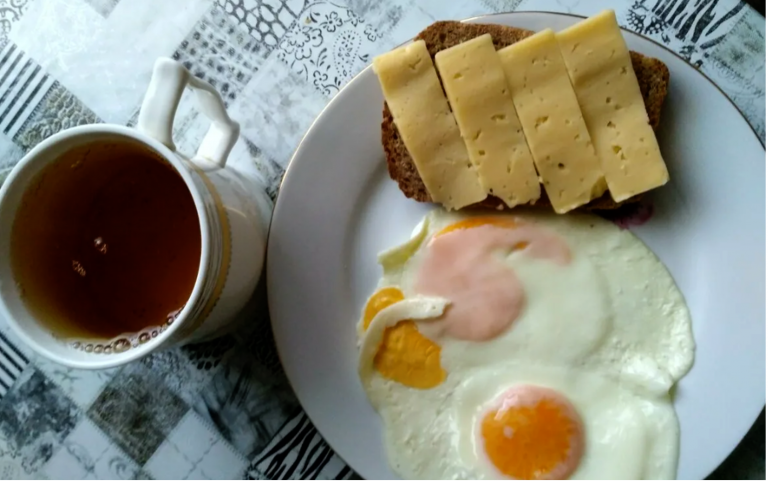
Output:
left=266, top=10, right=766, bottom=479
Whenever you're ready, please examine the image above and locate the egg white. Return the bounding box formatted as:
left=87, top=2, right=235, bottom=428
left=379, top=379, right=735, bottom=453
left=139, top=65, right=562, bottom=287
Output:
left=364, top=361, right=679, bottom=480
left=374, top=209, right=694, bottom=393
left=455, top=363, right=680, bottom=480
left=358, top=209, right=695, bottom=480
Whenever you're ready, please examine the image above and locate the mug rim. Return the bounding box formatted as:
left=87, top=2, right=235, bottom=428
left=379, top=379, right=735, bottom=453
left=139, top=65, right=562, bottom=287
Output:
left=0, top=123, right=213, bottom=369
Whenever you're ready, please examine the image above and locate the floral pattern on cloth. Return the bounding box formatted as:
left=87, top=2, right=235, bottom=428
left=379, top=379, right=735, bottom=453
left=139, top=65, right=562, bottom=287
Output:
left=277, top=1, right=383, bottom=95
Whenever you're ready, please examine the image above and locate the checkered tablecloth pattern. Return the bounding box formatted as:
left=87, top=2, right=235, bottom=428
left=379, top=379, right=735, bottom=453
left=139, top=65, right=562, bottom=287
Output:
left=0, top=0, right=763, bottom=479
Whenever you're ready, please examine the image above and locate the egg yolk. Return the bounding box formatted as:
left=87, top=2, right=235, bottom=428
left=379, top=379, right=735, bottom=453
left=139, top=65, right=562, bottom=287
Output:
left=481, top=386, right=584, bottom=480
left=436, top=217, right=528, bottom=250
left=363, top=287, right=404, bottom=329
left=363, top=288, right=446, bottom=389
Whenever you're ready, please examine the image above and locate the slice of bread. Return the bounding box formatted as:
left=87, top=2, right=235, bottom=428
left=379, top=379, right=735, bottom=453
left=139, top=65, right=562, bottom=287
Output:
left=381, top=21, right=670, bottom=211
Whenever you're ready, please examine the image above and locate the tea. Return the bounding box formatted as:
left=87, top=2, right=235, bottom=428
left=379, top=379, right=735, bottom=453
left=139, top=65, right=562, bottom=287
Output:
left=10, top=140, right=201, bottom=342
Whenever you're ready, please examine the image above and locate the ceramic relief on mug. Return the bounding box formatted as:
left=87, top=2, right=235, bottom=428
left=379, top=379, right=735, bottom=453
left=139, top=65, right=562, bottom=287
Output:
left=0, top=58, right=271, bottom=369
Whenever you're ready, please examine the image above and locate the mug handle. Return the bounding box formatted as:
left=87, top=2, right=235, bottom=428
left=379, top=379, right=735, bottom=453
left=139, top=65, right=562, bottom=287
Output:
left=137, top=58, right=240, bottom=167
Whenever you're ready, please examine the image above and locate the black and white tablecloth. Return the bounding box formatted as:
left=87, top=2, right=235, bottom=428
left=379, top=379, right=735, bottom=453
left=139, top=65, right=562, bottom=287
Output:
left=0, top=0, right=763, bottom=479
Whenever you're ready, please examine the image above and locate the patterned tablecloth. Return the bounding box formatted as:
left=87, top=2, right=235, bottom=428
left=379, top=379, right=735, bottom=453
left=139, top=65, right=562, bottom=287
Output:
left=0, top=0, right=763, bottom=479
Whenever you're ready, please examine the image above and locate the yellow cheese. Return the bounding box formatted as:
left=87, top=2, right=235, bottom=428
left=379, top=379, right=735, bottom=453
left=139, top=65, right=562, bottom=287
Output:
left=498, top=29, right=606, bottom=213
left=557, top=10, right=669, bottom=202
left=373, top=40, right=486, bottom=210
left=435, top=34, right=540, bottom=208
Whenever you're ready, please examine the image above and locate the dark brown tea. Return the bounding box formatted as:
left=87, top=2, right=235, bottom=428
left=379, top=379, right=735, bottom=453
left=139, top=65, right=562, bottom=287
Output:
left=11, top=140, right=201, bottom=342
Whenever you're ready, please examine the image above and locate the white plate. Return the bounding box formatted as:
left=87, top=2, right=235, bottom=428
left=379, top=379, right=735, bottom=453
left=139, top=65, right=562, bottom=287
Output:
left=267, top=11, right=765, bottom=480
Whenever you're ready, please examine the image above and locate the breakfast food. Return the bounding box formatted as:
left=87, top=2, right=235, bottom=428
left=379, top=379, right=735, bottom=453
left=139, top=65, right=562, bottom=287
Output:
left=373, top=41, right=486, bottom=210
left=376, top=11, right=671, bottom=212
left=434, top=34, right=540, bottom=208
left=557, top=11, right=669, bottom=202
left=356, top=210, right=695, bottom=479
left=498, top=29, right=607, bottom=213
left=362, top=12, right=691, bottom=479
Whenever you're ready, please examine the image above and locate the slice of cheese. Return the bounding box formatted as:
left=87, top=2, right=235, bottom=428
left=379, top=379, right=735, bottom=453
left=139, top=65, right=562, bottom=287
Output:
left=373, top=40, right=486, bottom=210
left=435, top=34, right=540, bottom=208
left=557, top=10, right=669, bottom=202
left=498, top=29, right=606, bottom=214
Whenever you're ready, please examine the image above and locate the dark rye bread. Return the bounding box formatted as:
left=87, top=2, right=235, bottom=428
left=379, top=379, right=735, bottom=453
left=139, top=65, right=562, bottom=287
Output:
left=382, top=21, right=671, bottom=211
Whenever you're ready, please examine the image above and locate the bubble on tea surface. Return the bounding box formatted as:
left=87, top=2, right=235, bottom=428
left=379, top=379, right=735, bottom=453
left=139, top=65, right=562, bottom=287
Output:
left=71, top=341, right=81, bottom=349
left=84, top=344, right=94, bottom=353
left=113, top=338, right=130, bottom=353
left=93, top=344, right=104, bottom=354
left=167, top=306, right=183, bottom=325
left=93, top=237, right=108, bottom=254
left=138, top=332, right=151, bottom=344
left=104, top=345, right=113, bottom=354
left=151, top=330, right=158, bottom=338
left=71, top=260, right=86, bottom=277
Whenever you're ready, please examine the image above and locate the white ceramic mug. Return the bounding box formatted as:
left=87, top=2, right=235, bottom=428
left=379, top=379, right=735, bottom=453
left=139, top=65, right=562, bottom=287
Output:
left=0, top=58, right=272, bottom=369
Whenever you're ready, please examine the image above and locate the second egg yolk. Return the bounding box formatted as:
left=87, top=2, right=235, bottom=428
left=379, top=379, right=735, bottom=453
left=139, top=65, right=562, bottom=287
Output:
left=363, top=287, right=404, bottom=330
left=363, top=287, right=446, bottom=389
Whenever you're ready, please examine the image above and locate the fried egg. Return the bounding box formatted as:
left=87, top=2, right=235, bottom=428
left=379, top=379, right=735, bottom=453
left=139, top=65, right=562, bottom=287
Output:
left=358, top=210, right=694, bottom=394
left=356, top=209, right=695, bottom=479
left=457, top=366, right=680, bottom=480
left=361, top=359, right=680, bottom=479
